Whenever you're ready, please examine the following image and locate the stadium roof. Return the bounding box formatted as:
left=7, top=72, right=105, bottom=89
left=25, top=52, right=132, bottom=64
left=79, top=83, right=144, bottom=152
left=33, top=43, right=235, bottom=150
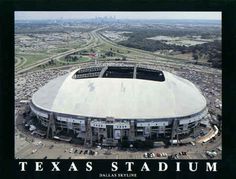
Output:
left=32, top=69, right=207, bottom=119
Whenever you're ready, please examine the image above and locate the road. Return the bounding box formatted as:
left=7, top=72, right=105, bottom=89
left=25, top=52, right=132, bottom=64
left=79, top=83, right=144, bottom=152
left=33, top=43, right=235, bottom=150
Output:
left=15, top=30, right=96, bottom=74
left=15, top=27, right=221, bottom=76
left=15, top=56, right=27, bottom=69
left=94, top=31, right=221, bottom=75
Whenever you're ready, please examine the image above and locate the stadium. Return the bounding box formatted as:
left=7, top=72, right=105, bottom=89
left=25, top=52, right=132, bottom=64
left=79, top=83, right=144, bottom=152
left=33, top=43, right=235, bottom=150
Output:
left=29, top=64, right=208, bottom=146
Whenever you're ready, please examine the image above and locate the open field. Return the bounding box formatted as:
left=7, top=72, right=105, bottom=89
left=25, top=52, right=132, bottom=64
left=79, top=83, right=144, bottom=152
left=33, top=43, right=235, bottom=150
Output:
left=17, top=54, right=50, bottom=67
left=58, top=56, right=92, bottom=63
left=147, top=35, right=215, bottom=47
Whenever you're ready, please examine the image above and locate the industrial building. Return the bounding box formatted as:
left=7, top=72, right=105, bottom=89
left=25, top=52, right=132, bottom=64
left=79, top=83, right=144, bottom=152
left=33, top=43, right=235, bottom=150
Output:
left=29, top=64, right=208, bottom=146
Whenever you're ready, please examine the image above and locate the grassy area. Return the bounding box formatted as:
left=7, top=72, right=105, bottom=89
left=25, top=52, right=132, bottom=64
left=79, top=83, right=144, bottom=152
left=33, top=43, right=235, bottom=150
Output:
left=59, top=56, right=92, bottom=64
left=97, top=42, right=147, bottom=59
left=33, top=63, right=63, bottom=71
left=34, top=60, right=66, bottom=70
left=66, top=40, right=90, bottom=49
left=17, top=53, right=50, bottom=67
left=15, top=56, right=28, bottom=69
left=15, top=47, right=21, bottom=54
left=48, top=48, right=70, bottom=54
left=67, top=43, right=82, bottom=49
left=33, top=56, right=93, bottom=70
left=15, top=56, right=20, bottom=65
left=97, top=43, right=130, bottom=54
left=79, top=57, right=92, bottom=62
left=95, top=38, right=192, bottom=64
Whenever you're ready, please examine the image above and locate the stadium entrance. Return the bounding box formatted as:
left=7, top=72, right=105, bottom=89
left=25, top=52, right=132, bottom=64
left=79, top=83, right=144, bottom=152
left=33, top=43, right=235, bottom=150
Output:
left=106, top=125, right=113, bottom=139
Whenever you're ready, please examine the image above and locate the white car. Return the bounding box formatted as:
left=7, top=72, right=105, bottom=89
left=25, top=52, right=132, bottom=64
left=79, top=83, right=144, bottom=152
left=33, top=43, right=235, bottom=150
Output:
left=97, top=146, right=102, bottom=149
left=150, top=153, right=155, bottom=158
left=29, top=125, right=36, bottom=131
left=143, top=153, right=148, bottom=158
left=32, top=149, right=37, bottom=154
left=163, top=153, right=168, bottom=157
left=144, top=152, right=155, bottom=158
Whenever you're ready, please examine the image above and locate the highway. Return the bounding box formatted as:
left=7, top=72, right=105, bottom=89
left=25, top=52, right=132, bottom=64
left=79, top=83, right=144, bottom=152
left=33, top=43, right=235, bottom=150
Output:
left=15, top=28, right=221, bottom=76
left=15, top=29, right=100, bottom=74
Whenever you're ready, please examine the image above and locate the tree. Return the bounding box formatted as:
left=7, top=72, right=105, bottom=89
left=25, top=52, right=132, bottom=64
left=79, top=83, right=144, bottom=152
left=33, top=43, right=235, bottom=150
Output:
left=105, top=51, right=113, bottom=57
left=192, top=52, right=199, bottom=64
left=91, top=48, right=95, bottom=53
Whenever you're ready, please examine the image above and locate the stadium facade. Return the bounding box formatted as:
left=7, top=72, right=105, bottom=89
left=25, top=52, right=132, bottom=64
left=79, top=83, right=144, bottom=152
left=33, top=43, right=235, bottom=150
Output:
left=29, top=64, right=208, bottom=146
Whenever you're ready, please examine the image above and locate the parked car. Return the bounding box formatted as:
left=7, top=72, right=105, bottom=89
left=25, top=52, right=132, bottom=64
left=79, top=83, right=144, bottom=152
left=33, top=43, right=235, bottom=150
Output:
left=156, top=153, right=161, bottom=157
left=144, top=152, right=155, bottom=158
left=174, top=154, right=179, bottom=159
left=32, top=149, right=37, bottom=154
left=217, top=146, right=222, bottom=151
left=143, top=153, right=148, bottom=158
left=162, top=153, right=168, bottom=157
left=150, top=153, right=155, bottom=158
left=206, top=150, right=217, bottom=158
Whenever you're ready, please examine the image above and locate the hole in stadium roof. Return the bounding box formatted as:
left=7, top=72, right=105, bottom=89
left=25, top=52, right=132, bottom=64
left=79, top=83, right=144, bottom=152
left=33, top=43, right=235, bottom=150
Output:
left=136, top=67, right=165, bottom=82
left=103, top=66, right=134, bottom=78
left=73, top=66, right=165, bottom=82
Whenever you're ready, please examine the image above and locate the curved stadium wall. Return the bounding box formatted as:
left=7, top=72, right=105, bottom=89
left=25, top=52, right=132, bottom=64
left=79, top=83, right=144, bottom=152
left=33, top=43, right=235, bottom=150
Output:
left=29, top=64, right=208, bottom=145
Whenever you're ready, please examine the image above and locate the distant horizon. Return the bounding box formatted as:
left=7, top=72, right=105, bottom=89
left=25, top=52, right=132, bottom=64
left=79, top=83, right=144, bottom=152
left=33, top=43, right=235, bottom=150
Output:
left=15, top=11, right=221, bottom=21
left=15, top=18, right=221, bottom=22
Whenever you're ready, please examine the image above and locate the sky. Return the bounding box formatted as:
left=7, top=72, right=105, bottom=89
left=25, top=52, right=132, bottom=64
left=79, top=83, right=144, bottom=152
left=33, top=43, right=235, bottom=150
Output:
left=15, top=11, right=221, bottom=21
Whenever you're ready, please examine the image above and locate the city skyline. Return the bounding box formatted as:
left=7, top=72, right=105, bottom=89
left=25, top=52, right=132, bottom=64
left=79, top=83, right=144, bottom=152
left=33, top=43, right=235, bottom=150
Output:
left=15, top=11, right=221, bottom=21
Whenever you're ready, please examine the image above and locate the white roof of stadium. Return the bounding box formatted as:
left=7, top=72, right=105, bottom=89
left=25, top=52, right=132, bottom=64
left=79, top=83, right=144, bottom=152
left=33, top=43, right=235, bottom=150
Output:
left=32, top=69, right=207, bottom=119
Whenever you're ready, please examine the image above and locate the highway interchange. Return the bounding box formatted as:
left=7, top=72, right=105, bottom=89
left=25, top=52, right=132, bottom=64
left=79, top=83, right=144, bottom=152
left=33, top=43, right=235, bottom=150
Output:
left=15, top=28, right=221, bottom=76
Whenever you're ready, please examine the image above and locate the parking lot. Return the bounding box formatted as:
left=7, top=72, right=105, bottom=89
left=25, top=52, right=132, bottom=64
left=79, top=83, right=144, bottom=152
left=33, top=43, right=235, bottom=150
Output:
left=15, top=127, right=222, bottom=160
